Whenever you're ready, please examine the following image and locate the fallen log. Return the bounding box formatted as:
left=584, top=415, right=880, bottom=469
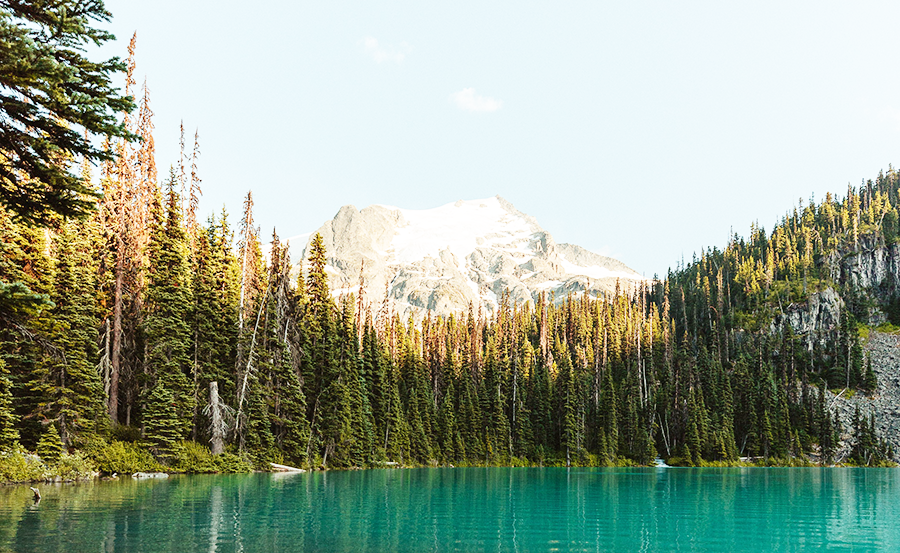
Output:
left=269, top=463, right=305, bottom=473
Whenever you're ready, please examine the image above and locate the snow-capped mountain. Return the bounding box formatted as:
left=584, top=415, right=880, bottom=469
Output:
left=290, top=196, right=645, bottom=319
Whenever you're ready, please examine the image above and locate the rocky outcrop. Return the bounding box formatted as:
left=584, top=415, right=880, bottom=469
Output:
left=838, top=241, right=900, bottom=294
left=771, top=287, right=843, bottom=337
left=770, top=240, right=900, bottom=336
left=763, top=239, right=900, bottom=460
left=290, top=196, right=646, bottom=320
left=831, top=238, right=900, bottom=324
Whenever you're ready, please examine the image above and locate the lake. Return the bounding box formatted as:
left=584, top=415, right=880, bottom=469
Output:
left=1, top=467, right=898, bottom=552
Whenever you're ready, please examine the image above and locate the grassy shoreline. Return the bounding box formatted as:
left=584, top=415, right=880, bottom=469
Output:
left=4, top=443, right=894, bottom=485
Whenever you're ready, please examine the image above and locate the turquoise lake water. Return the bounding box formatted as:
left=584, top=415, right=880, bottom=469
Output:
left=1, top=467, right=899, bottom=552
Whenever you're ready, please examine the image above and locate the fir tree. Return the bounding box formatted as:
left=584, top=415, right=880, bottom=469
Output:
left=303, top=233, right=350, bottom=466
left=142, top=171, right=194, bottom=439
left=36, top=423, right=63, bottom=466
left=0, top=0, right=135, bottom=224
left=260, top=236, right=309, bottom=465
left=143, top=381, right=181, bottom=461
left=0, top=358, right=18, bottom=449
left=31, top=218, right=106, bottom=447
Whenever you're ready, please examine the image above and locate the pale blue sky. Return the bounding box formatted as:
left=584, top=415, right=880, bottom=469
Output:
left=99, top=0, right=900, bottom=277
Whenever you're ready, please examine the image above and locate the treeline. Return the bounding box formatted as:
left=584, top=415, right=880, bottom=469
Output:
left=3, top=162, right=897, bottom=468
left=2, top=41, right=898, bottom=469
left=0, top=190, right=865, bottom=468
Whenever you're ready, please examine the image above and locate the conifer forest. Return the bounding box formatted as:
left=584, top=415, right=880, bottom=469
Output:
left=3, top=38, right=899, bottom=476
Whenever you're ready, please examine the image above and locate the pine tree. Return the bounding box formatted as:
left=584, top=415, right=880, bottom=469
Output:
left=191, top=211, right=240, bottom=443
left=142, top=171, right=194, bottom=439
left=31, top=218, right=106, bottom=447
left=340, top=301, right=374, bottom=467
left=303, top=233, right=350, bottom=466
left=242, top=368, right=276, bottom=465
left=0, top=209, right=56, bottom=447
left=143, top=381, right=181, bottom=461
left=481, top=335, right=509, bottom=463
left=383, top=363, right=410, bottom=463
left=0, top=358, right=18, bottom=449
left=0, top=0, right=135, bottom=224
left=598, top=364, right=618, bottom=460
left=100, top=34, right=152, bottom=428
left=261, top=236, right=309, bottom=465
left=863, top=358, right=878, bottom=392
left=233, top=198, right=267, bottom=451
left=436, top=380, right=458, bottom=463
left=361, top=321, right=391, bottom=459
left=36, top=423, right=63, bottom=466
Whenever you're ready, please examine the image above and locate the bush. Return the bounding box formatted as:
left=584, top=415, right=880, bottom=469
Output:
left=175, top=441, right=217, bottom=473
left=75, top=433, right=109, bottom=453
left=214, top=452, right=253, bottom=474
left=174, top=441, right=252, bottom=474
left=0, top=447, right=47, bottom=482
left=665, top=456, right=693, bottom=467
left=90, top=440, right=164, bottom=474
left=55, top=451, right=97, bottom=481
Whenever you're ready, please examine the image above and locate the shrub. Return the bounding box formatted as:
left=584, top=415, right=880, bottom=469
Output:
left=174, top=441, right=217, bottom=473
left=0, top=447, right=47, bottom=482
left=75, top=433, right=109, bottom=453
left=214, top=452, right=253, bottom=474
left=55, top=451, right=97, bottom=481
left=90, top=440, right=164, bottom=474
left=174, top=441, right=252, bottom=474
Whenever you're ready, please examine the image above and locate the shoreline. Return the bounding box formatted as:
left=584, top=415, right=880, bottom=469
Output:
left=7, top=459, right=897, bottom=486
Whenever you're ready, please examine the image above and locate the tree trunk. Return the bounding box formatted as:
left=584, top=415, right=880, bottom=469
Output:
left=208, top=381, right=225, bottom=455
left=110, top=232, right=123, bottom=425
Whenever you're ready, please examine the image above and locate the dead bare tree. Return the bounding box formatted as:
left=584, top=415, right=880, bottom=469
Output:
left=203, top=381, right=234, bottom=455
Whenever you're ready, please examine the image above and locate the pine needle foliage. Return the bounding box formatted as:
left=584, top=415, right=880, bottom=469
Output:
left=36, top=422, right=63, bottom=465
left=0, top=0, right=136, bottom=224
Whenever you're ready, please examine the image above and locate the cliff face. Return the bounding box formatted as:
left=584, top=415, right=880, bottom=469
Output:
left=290, top=196, right=646, bottom=320
left=837, top=241, right=900, bottom=324
left=772, top=238, right=900, bottom=336
left=773, top=287, right=844, bottom=337
left=767, top=239, right=900, bottom=458
left=839, top=242, right=900, bottom=292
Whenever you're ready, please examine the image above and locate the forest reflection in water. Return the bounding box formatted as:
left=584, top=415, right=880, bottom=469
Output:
left=0, top=467, right=898, bottom=552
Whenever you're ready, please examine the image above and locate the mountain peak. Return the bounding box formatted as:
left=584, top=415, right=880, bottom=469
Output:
left=294, top=197, right=644, bottom=319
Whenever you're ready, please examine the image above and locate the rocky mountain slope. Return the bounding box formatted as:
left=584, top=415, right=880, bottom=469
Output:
left=767, top=238, right=900, bottom=460
left=831, top=331, right=900, bottom=461
left=290, top=196, right=645, bottom=319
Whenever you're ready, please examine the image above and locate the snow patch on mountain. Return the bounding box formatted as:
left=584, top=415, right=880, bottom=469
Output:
left=382, top=198, right=535, bottom=265
left=289, top=196, right=645, bottom=319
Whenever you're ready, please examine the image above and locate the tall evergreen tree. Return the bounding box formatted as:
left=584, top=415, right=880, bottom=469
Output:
left=142, top=171, right=194, bottom=442
left=31, top=217, right=106, bottom=447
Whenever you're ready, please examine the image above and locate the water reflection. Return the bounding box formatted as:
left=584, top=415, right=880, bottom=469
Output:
left=0, top=468, right=898, bottom=551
